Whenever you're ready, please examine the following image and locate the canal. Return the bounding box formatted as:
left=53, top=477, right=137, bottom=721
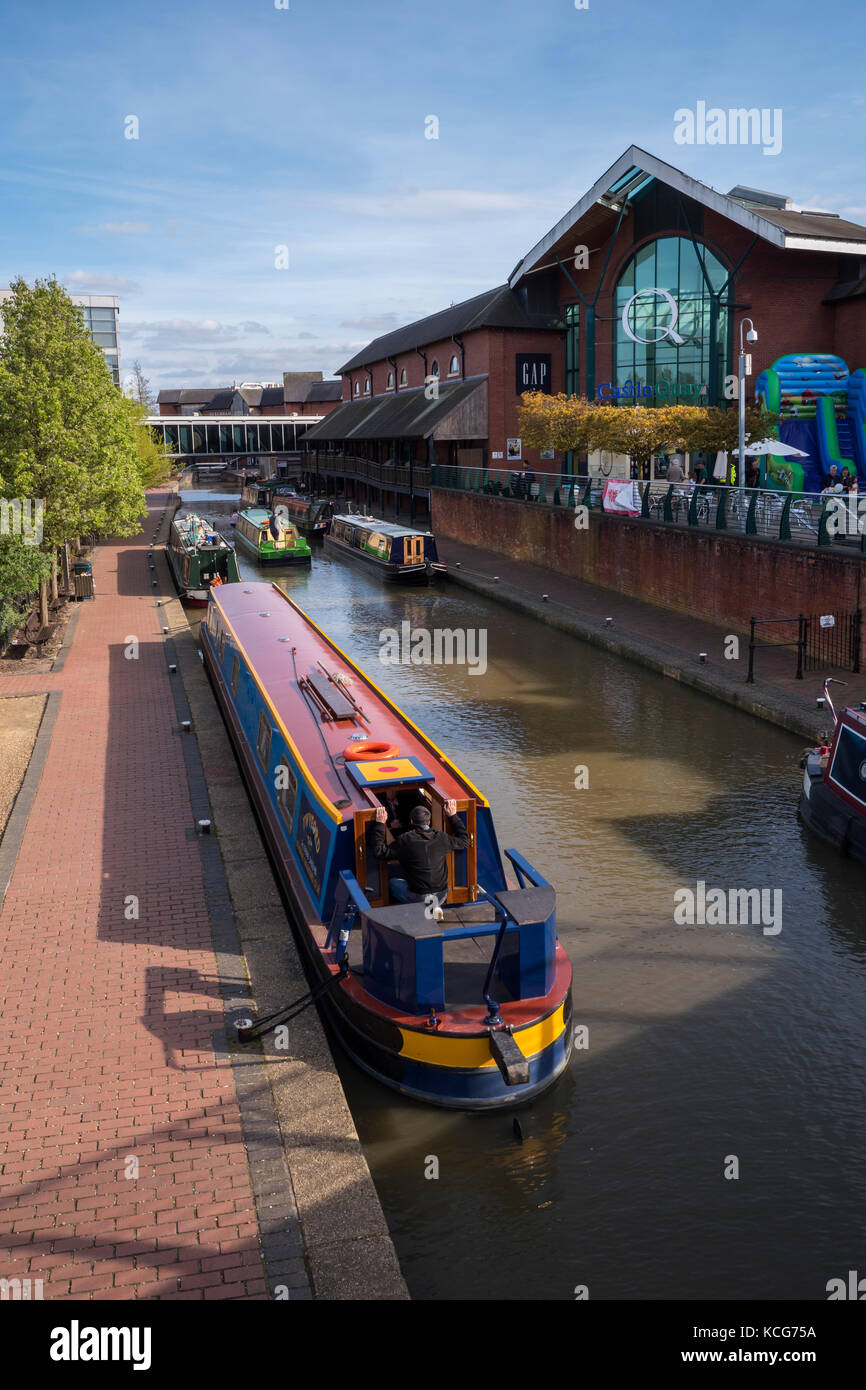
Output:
left=182, top=486, right=866, bottom=1301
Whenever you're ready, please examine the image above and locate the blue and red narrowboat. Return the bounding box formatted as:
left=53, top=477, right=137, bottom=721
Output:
left=200, top=581, right=573, bottom=1109
left=800, top=679, right=866, bottom=863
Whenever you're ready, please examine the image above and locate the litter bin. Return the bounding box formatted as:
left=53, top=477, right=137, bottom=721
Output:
left=73, top=561, right=94, bottom=599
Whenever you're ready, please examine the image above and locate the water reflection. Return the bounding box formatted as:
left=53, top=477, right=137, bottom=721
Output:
left=183, top=482, right=866, bottom=1301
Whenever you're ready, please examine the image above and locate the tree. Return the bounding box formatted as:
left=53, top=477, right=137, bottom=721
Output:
left=0, top=277, right=146, bottom=624
left=0, top=537, right=53, bottom=644
left=125, top=359, right=156, bottom=412
left=125, top=398, right=173, bottom=488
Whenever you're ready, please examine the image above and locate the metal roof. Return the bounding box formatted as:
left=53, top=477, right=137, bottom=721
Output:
left=509, top=145, right=866, bottom=287
left=338, top=286, right=558, bottom=373
left=302, top=374, right=487, bottom=443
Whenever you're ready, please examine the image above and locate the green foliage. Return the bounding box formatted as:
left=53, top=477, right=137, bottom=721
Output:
left=0, top=535, right=52, bottom=641
left=0, top=276, right=146, bottom=547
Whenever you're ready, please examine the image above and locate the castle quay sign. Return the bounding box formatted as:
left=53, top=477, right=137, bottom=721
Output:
left=597, top=379, right=709, bottom=400
left=516, top=353, right=552, bottom=395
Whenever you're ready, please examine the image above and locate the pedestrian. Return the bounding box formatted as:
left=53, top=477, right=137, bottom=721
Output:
left=667, top=456, right=685, bottom=483
left=372, top=798, right=469, bottom=910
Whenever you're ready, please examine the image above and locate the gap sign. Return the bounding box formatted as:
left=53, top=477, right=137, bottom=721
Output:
left=516, top=354, right=552, bottom=395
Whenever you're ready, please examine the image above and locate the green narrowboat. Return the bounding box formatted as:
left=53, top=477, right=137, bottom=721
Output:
left=168, top=513, right=240, bottom=606
left=233, top=508, right=313, bottom=567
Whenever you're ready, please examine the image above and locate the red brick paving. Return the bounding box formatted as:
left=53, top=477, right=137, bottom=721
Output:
left=0, top=492, right=266, bottom=1300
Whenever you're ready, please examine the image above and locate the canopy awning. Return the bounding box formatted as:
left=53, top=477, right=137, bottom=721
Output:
left=302, top=375, right=488, bottom=444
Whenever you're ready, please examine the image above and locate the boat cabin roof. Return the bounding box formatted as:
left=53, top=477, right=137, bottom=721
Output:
left=331, top=514, right=433, bottom=539
left=240, top=507, right=299, bottom=533
left=210, top=581, right=482, bottom=824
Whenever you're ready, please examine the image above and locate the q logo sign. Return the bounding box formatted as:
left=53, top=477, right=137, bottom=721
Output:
left=621, top=287, right=685, bottom=346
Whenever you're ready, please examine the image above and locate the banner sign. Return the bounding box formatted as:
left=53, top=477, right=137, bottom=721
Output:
left=602, top=480, right=642, bottom=516
left=516, top=354, right=552, bottom=395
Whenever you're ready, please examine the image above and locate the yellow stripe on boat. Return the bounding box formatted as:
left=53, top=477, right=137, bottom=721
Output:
left=271, top=583, right=490, bottom=807
left=398, top=1003, right=567, bottom=1069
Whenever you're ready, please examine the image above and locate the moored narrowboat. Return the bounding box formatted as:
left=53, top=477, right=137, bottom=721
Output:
left=168, top=513, right=240, bottom=606
left=800, top=679, right=866, bottom=863
left=200, top=581, right=573, bottom=1109
left=233, top=508, right=312, bottom=567
left=270, top=489, right=335, bottom=538
left=325, top=514, right=445, bottom=583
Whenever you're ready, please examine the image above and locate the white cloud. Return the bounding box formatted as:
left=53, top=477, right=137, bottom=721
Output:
left=319, top=187, right=533, bottom=220
left=66, top=271, right=141, bottom=294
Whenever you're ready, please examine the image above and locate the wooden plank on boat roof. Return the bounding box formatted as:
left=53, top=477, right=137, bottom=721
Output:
left=306, top=670, right=357, bottom=720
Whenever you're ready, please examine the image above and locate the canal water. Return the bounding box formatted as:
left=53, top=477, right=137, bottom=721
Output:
left=181, top=486, right=866, bottom=1301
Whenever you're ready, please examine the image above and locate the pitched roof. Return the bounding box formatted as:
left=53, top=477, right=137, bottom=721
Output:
left=157, top=387, right=232, bottom=405
left=509, top=146, right=866, bottom=286
left=259, top=385, right=285, bottom=407
left=302, top=375, right=487, bottom=443
left=338, top=287, right=559, bottom=373
left=306, top=379, right=342, bottom=402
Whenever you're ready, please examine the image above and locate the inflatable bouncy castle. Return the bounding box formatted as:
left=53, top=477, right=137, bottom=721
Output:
left=755, top=354, right=866, bottom=492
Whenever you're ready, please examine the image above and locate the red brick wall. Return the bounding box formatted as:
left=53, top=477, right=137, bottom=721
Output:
left=432, top=489, right=865, bottom=628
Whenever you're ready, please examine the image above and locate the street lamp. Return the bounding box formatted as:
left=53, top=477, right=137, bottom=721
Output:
left=737, top=318, right=758, bottom=493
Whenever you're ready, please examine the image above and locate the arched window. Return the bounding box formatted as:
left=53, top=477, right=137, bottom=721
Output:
left=364, top=377, right=371, bottom=395
left=353, top=380, right=360, bottom=396
left=448, top=354, right=459, bottom=376
left=614, top=236, right=731, bottom=405
left=386, top=371, right=394, bottom=390
left=430, top=359, right=440, bottom=378
left=400, top=368, right=407, bottom=386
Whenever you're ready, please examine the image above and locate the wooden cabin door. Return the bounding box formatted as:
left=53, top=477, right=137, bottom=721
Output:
left=446, top=798, right=477, bottom=904
left=403, top=536, right=423, bottom=565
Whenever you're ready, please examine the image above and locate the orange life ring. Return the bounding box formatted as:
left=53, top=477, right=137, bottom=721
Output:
left=344, top=740, right=400, bottom=761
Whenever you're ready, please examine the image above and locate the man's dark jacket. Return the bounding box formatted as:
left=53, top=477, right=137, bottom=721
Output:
left=370, top=813, right=470, bottom=895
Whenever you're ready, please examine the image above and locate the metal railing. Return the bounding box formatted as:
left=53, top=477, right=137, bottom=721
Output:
left=304, top=452, right=431, bottom=491
left=747, top=610, right=862, bottom=681
left=430, top=465, right=866, bottom=552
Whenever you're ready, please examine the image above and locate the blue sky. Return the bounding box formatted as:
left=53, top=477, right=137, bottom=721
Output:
left=1, top=0, right=863, bottom=392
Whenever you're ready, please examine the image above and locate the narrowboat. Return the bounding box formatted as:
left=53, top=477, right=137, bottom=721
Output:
left=270, top=489, right=335, bottom=538
left=233, top=508, right=312, bottom=567
left=167, top=513, right=240, bottom=606
left=800, top=679, right=866, bottom=863
left=325, top=514, right=446, bottom=583
left=200, top=581, right=573, bottom=1109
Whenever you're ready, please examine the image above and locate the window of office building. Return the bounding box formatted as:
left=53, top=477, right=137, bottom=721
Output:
left=565, top=303, right=580, bottom=396
left=614, top=236, right=731, bottom=404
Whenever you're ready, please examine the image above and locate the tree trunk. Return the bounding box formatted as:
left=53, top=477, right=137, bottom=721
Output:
left=39, top=579, right=49, bottom=629
left=50, top=556, right=58, bottom=603
left=61, top=543, right=71, bottom=593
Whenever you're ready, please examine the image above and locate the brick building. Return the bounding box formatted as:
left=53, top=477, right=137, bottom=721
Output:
left=303, top=145, right=866, bottom=500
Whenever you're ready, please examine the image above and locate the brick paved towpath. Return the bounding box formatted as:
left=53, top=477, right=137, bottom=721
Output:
left=0, top=491, right=407, bottom=1302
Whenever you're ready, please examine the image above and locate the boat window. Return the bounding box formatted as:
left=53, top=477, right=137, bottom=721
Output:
left=256, top=711, right=272, bottom=769
left=231, top=654, right=240, bottom=697
left=276, top=760, right=298, bottom=830
left=219, top=629, right=227, bottom=662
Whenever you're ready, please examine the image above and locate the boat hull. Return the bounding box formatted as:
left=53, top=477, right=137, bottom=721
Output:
left=233, top=527, right=312, bottom=567
left=799, top=756, right=866, bottom=864
left=200, top=617, right=572, bottom=1110
left=323, top=533, right=437, bottom=584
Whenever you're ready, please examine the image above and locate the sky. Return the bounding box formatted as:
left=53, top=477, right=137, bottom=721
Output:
left=1, top=0, right=864, bottom=394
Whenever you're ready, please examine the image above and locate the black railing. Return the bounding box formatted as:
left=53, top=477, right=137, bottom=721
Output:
left=747, top=610, right=862, bottom=682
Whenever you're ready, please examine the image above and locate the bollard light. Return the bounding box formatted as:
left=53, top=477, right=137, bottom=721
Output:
left=169, top=664, right=177, bottom=673
left=162, top=626, right=168, bottom=634
left=605, top=617, right=613, bottom=626
left=542, top=594, right=549, bottom=601
left=181, top=720, right=191, bottom=732
left=493, top=576, right=500, bottom=583
left=197, top=819, right=211, bottom=834
left=699, top=652, right=707, bottom=664
left=816, top=697, right=826, bottom=708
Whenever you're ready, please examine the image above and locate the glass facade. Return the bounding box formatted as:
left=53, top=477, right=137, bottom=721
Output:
left=614, top=236, right=731, bottom=405
left=565, top=303, right=580, bottom=396
left=78, top=303, right=120, bottom=385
